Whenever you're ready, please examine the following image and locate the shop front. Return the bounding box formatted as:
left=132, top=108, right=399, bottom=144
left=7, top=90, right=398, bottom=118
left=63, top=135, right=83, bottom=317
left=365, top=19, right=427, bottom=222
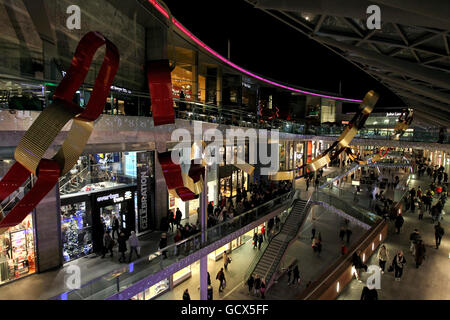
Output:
left=131, top=278, right=170, bottom=300
left=91, top=187, right=137, bottom=252
left=219, top=165, right=249, bottom=200
left=0, top=214, right=36, bottom=284
left=60, top=194, right=93, bottom=262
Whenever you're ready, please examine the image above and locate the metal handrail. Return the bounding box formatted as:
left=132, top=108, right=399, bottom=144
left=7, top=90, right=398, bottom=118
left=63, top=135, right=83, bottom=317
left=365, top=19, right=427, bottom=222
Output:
left=59, top=166, right=90, bottom=191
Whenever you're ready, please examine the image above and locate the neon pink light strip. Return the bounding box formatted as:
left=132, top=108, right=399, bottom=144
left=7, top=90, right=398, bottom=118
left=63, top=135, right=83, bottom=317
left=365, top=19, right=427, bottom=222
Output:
left=148, top=0, right=362, bottom=103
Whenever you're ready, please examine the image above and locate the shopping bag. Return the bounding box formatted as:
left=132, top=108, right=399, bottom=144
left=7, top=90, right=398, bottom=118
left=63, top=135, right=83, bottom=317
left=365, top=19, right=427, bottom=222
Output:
left=137, top=246, right=141, bottom=255
left=223, top=281, right=227, bottom=289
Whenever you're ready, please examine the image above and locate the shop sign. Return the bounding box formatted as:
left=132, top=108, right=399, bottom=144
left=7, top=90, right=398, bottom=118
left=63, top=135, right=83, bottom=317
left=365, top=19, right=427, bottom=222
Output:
left=97, top=191, right=132, bottom=203
left=97, top=193, right=120, bottom=202
left=137, top=151, right=153, bottom=232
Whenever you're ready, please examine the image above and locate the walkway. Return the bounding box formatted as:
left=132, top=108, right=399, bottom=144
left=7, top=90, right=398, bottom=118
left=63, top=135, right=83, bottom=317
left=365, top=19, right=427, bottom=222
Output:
left=338, top=174, right=450, bottom=300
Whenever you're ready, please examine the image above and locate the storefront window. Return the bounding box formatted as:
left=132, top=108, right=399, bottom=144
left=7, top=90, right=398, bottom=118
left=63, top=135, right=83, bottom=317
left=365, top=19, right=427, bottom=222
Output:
left=173, top=265, right=192, bottom=286
left=131, top=278, right=170, bottom=300
left=61, top=202, right=93, bottom=262
left=0, top=214, right=35, bottom=284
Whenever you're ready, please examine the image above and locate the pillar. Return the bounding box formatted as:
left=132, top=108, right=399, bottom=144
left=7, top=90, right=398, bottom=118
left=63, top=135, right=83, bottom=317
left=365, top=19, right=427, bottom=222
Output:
left=34, top=184, right=62, bottom=272
left=154, top=153, right=168, bottom=230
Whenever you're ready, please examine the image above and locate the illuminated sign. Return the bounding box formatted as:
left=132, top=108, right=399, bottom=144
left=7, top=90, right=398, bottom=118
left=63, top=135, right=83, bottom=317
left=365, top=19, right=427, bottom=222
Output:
left=97, top=191, right=132, bottom=203
left=386, top=112, right=402, bottom=117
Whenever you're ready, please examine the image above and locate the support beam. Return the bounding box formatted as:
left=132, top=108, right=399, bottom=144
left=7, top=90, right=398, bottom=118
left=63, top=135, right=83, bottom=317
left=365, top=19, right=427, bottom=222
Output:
left=316, top=36, right=450, bottom=90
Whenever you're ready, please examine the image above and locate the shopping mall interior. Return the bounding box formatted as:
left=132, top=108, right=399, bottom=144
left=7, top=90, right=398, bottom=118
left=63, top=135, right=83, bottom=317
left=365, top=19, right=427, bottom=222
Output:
left=0, top=0, right=449, bottom=306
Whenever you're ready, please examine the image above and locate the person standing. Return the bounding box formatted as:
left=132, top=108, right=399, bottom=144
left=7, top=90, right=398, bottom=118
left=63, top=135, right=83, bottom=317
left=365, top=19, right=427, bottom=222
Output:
left=261, top=225, right=266, bottom=241
left=306, top=178, right=310, bottom=191
left=346, top=228, right=353, bottom=244
left=415, top=240, right=426, bottom=268
left=167, top=209, right=174, bottom=232
left=377, top=245, right=389, bottom=274
left=101, top=230, right=114, bottom=258
left=392, top=251, right=406, bottom=281
left=258, top=233, right=263, bottom=250
left=434, top=222, right=445, bottom=249
left=183, top=289, right=190, bottom=301
left=339, top=226, right=346, bottom=242
left=287, top=265, right=292, bottom=285
left=175, top=208, right=182, bottom=229
left=117, top=231, right=128, bottom=263
left=253, top=233, right=258, bottom=249
left=247, top=275, right=254, bottom=295
left=292, top=265, right=300, bottom=285
left=112, top=215, right=120, bottom=240
left=128, top=231, right=140, bottom=262
left=311, top=226, right=316, bottom=240
left=216, top=268, right=226, bottom=293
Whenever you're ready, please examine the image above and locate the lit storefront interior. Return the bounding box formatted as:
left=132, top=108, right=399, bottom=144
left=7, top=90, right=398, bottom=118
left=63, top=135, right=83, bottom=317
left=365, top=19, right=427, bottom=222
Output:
left=0, top=214, right=36, bottom=284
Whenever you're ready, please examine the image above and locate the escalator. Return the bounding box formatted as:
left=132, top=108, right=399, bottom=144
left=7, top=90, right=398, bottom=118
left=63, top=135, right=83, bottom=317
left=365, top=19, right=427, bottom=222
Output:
left=246, top=198, right=312, bottom=290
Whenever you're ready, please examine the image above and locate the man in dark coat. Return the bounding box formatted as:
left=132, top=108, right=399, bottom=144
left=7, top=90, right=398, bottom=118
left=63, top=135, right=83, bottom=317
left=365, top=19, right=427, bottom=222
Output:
left=117, top=231, right=128, bottom=263
left=415, top=240, right=426, bottom=268
left=159, top=233, right=168, bottom=258
left=435, top=222, right=445, bottom=249
left=395, top=214, right=404, bottom=234
left=360, top=286, right=378, bottom=300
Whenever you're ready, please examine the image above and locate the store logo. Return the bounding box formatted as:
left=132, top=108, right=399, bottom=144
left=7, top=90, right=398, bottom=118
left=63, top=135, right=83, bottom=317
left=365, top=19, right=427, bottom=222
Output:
left=171, top=122, right=279, bottom=175
left=366, top=5, right=381, bottom=30
left=66, top=5, right=81, bottom=30
left=97, top=193, right=120, bottom=202
left=139, top=170, right=148, bottom=230
left=65, top=265, right=81, bottom=290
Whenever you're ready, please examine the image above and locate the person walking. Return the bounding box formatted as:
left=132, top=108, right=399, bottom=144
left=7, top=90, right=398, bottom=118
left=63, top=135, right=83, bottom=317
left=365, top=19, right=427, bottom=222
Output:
left=434, top=222, right=445, bottom=249
left=101, top=230, right=114, bottom=258
left=306, top=178, right=310, bottom=191
left=415, top=240, right=426, bottom=268
left=360, top=286, right=378, bottom=300
left=392, top=251, right=406, bottom=281
left=352, top=250, right=366, bottom=281
left=346, top=228, right=353, bottom=244
left=128, top=231, right=140, bottom=262
left=216, top=268, right=226, bottom=293
left=183, top=289, right=190, bottom=301
left=409, top=229, right=421, bottom=255
left=223, top=251, right=230, bottom=271
left=253, top=233, right=258, bottom=249
left=311, top=226, right=316, bottom=240
left=159, top=233, right=168, bottom=259
left=254, top=274, right=261, bottom=297
left=260, top=279, right=266, bottom=299
left=247, top=275, right=254, bottom=295
left=395, top=213, right=404, bottom=234
left=167, top=209, right=174, bottom=232
left=117, top=231, right=128, bottom=263
left=258, top=233, right=263, bottom=250
left=377, top=245, right=389, bottom=274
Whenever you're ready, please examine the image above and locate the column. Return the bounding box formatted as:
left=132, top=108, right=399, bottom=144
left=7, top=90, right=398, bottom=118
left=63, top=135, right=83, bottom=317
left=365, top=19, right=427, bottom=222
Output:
left=34, top=184, right=62, bottom=272
left=154, top=153, right=168, bottom=230
left=200, top=165, right=208, bottom=300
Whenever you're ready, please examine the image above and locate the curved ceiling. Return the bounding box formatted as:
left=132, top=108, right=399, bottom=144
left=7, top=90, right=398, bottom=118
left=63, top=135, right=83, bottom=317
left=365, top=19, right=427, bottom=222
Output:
left=245, top=0, right=450, bottom=128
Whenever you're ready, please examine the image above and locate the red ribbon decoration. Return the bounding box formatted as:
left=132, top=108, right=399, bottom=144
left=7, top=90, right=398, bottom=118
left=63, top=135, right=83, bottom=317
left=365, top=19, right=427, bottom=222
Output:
left=147, top=60, right=204, bottom=201
left=0, top=31, right=119, bottom=228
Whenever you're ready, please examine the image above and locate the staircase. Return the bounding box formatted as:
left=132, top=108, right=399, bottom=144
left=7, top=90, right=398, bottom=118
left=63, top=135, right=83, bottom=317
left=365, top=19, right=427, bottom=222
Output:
left=248, top=198, right=311, bottom=290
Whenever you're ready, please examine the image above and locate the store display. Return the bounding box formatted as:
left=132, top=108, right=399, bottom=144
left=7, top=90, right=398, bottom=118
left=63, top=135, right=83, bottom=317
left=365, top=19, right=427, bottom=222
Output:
left=131, top=278, right=170, bottom=300
left=0, top=214, right=35, bottom=284
left=61, top=202, right=93, bottom=262
left=173, top=265, right=192, bottom=286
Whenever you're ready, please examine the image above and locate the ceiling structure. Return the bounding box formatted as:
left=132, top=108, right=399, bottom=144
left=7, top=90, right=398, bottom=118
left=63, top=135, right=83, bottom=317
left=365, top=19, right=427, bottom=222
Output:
left=244, top=0, right=450, bottom=128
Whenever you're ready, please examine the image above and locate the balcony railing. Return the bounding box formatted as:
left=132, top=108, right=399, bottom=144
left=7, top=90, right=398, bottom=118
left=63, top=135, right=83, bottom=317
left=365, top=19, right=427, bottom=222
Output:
left=50, top=190, right=295, bottom=300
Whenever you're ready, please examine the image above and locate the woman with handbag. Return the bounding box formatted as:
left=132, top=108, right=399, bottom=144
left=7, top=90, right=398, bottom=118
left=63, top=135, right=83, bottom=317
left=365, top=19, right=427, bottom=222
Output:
left=377, top=245, right=389, bottom=274
left=392, top=250, right=406, bottom=281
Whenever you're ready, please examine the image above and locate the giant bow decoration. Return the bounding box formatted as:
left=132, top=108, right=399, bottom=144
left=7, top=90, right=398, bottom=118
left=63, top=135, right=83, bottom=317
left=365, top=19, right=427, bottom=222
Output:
left=0, top=32, right=119, bottom=231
